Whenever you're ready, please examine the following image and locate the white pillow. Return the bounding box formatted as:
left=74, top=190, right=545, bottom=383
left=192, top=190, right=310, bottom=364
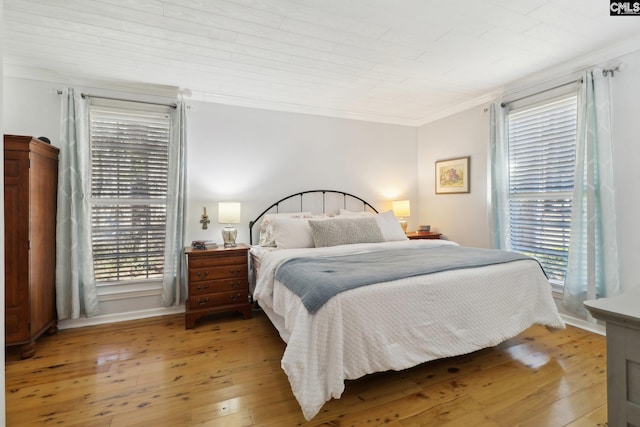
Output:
left=258, top=212, right=310, bottom=246
left=338, top=209, right=374, bottom=216
left=375, top=210, right=408, bottom=241
left=271, top=216, right=315, bottom=249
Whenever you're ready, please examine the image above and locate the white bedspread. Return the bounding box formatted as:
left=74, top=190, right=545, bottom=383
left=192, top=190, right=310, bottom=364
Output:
left=252, top=240, right=566, bottom=420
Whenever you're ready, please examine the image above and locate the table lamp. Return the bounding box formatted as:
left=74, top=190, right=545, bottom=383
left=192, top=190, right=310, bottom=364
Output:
left=392, top=200, right=410, bottom=232
left=218, top=202, right=241, bottom=247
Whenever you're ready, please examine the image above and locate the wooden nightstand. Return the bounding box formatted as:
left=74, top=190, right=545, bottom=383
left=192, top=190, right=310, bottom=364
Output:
left=185, top=244, right=251, bottom=329
left=406, top=231, right=442, bottom=240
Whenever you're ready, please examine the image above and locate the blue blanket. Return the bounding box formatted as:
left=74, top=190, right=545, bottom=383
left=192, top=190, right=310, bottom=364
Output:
left=275, top=246, right=542, bottom=314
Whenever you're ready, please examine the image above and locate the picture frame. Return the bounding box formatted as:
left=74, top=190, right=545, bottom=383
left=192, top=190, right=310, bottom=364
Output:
left=435, top=156, right=470, bottom=194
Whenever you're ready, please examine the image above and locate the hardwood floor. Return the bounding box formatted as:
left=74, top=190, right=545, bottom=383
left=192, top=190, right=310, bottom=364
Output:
left=5, top=311, right=608, bottom=426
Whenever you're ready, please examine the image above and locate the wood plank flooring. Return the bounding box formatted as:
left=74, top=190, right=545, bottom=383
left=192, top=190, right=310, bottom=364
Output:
left=5, top=311, right=608, bottom=426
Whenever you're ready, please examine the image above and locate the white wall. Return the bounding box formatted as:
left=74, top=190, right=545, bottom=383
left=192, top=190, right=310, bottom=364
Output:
left=3, top=79, right=419, bottom=247
left=3, top=78, right=60, bottom=140
left=417, top=105, right=490, bottom=248
left=609, top=50, right=640, bottom=293
left=2, top=77, right=418, bottom=319
left=418, top=49, right=640, bottom=292
left=185, top=101, right=418, bottom=245
left=8, top=46, right=638, bottom=324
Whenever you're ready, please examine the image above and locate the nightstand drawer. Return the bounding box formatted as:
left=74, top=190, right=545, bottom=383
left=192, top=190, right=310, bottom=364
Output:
left=189, top=264, right=247, bottom=282
left=188, top=255, right=247, bottom=269
left=190, top=278, right=247, bottom=294
left=189, top=291, right=246, bottom=309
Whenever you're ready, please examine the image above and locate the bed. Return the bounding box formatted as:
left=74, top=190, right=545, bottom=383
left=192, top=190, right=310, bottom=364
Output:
left=248, top=190, right=565, bottom=420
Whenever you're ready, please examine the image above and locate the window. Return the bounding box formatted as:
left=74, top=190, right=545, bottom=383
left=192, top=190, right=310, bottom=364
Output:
left=89, top=105, right=171, bottom=285
left=507, top=94, right=578, bottom=288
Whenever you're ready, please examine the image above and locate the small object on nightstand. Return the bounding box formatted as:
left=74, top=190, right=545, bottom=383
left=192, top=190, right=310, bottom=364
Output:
left=419, top=225, right=431, bottom=232
left=406, top=231, right=442, bottom=240
left=185, top=244, right=251, bottom=329
left=191, top=240, right=207, bottom=249
left=191, top=240, right=217, bottom=250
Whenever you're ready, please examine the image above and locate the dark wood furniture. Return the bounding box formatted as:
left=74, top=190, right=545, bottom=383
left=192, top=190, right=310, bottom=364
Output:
left=406, top=231, right=442, bottom=240
left=185, top=244, right=251, bottom=329
left=4, top=135, right=59, bottom=358
left=584, top=289, right=640, bottom=427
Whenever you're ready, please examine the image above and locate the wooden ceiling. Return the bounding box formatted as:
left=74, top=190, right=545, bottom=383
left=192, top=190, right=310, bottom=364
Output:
left=4, top=0, right=640, bottom=125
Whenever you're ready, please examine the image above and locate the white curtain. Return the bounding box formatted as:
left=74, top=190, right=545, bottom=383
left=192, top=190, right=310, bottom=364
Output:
left=56, top=88, right=99, bottom=319
left=563, top=70, right=621, bottom=316
left=161, top=101, right=187, bottom=306
left=488, top=103, right=510, bottom=250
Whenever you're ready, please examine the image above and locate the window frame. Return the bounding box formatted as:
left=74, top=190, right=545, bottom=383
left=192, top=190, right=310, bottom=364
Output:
left=505, top=91, right=579, bottom=291
left=88, top=101, right=172, bottom=287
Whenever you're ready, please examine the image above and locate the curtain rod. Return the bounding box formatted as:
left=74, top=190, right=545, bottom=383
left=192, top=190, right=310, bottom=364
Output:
left=501, top=63, right=624, bottom=108
left=56, top=90, right=177, bottom=109
left=500, top=78, right=583, bottom=108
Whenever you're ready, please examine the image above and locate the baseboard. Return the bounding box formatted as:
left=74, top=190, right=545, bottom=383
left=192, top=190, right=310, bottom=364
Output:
left=560, top=313, right=606, bottom=336
left=58, top=305, right=185, bottom=330
left=58, top=303, right=605, bottom=337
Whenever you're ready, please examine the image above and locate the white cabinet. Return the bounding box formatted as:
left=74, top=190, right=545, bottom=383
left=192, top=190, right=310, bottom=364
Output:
left=585, top=289, right=640, bottom=427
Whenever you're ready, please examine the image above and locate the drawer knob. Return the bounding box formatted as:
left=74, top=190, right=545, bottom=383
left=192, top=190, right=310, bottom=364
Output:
left=198, top=297, right=209, bottom=305
left=231, top=282, right=241, bottom=288
left=230, top=294, right=239, bottom=301
left=229, top=268, right=242, bottom=274
left=196, top=284, right=209, bottom=291
left=196, top=271, right=210, bottom=277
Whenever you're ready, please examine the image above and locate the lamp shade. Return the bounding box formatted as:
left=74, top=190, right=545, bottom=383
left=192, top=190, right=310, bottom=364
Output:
left=218, top=202, right=241, bottom=224
left=392, top=200, right=411, bottom=217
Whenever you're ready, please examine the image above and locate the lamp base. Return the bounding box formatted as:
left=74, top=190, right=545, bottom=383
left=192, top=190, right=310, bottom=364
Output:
left=222, top=225, right=237, bottom=248
left=398, top=218, right=408, bottom=232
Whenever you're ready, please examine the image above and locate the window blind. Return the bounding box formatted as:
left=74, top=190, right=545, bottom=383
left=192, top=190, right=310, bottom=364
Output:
left=90, top=107, right=170, bottom=283
left=507, top=96, right=577, bottom=285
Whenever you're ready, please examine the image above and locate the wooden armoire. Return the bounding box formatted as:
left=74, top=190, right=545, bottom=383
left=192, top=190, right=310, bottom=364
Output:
left=4, top=134, right=59, bottom=358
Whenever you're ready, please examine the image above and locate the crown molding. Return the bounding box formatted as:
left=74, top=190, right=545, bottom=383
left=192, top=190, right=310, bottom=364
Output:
left=415, top=91, right=502, bottom=126
left=416, top=36, right=640, bottom=127
left=187, top=89, right=424, bottom=127
left=5, top=63, right=422, bottom=126
left=4, top=64, right=180, bottom=100
left=5, top=35, right=640, bottom=128
left=502, top=35, right=640, bottom=99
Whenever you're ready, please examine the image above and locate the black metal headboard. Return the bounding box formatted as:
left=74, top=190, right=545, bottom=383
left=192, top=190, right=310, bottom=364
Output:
left=249, top=190, right=379, bottom=245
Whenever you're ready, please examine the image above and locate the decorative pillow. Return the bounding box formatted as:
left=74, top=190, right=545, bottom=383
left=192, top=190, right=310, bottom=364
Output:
left=308, top=217, right=384, bottom=247
left=375, top=210, right=408, bottom=241
left=338, top=209, right=374, bottom=216
left=258, top=212, right=310, bottom=246
left=271, top=216, right=315, bottom=249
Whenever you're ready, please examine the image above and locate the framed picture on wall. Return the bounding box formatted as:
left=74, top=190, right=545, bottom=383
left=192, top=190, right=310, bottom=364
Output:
left=435, top=156, right=470, bottom=194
